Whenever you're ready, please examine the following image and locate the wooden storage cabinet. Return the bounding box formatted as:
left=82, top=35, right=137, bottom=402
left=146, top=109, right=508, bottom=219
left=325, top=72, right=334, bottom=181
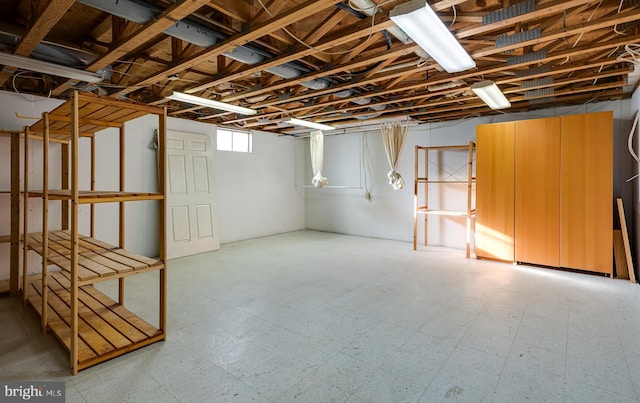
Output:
left=475, top=111, right=613, bottom=275
left=560, top=112, right=613, bottom=273
left=22, top=91, right=167, bottom=374
left=514, top=118, right=561, bottom=267
left=475, top=122, right=515, bottom=261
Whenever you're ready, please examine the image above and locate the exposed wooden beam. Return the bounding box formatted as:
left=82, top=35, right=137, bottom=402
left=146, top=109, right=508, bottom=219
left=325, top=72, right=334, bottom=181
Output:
left=86, top=0, right=212, bottom=72
left=220, top=43, right=418, bottom=103
left=14, top=0, right=75, bottom=57
left=186, top=11, right=394, bottom=94
left=472, top=8, right=640, bottom=58
left=116, top=0, right=345, bottom=96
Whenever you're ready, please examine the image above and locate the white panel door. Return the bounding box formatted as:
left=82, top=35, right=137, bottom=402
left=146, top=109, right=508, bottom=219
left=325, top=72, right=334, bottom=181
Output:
left=166, top=131, right=220, bottom=259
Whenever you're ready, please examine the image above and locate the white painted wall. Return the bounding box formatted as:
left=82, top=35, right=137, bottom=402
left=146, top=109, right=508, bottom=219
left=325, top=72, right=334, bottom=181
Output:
left=630, top=86, right=640, bottom=278
left=0, top=90, right=305, bottom=281
left=305, top=99, right=637, bottom=251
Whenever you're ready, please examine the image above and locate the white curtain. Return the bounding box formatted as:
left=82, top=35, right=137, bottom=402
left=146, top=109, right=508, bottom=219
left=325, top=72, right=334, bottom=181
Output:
left=381, top=122, right=408, bottom=190
left=310, top=130, right=328, bottom=188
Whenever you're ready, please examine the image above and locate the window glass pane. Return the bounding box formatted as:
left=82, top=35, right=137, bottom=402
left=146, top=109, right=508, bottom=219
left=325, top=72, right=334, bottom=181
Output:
left=233, top=131, right=249, bottom=152
left=217, top=129, right=232, bottom=151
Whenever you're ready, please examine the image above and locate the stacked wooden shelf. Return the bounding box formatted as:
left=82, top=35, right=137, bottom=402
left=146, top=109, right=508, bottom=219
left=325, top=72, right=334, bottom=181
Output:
left=21, top=91, right=167, bottom=374
left=413, top=142, right=476, bottom=258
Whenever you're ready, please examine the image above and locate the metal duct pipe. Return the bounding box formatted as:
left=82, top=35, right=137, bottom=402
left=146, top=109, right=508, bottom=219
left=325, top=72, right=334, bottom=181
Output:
left=347, top=0, right=429, bottom=60
left=77, top=0, right=330, bottom=89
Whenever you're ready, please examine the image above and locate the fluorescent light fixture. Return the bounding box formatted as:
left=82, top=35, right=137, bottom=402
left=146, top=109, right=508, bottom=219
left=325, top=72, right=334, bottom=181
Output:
left=0, top=52, right=103, bottom=83
left=167, top=91, right=257, bottom=115
left=284, top=117, right=336, bottom=131
left=470, top=80, right=511, bottom=109
left=390, top=0, right=475, bottom=73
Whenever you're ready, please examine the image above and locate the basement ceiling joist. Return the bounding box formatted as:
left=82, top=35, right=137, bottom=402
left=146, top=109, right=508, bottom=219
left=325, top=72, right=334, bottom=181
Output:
left=0, top=0, right=638, bottom=133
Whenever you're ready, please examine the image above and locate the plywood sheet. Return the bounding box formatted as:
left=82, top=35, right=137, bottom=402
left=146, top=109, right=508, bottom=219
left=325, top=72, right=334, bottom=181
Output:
left=560, top=112, right=613, bottom=274
left=515, top=117, right=561, bottom=267
left=476, top=122, right=515, bottom=261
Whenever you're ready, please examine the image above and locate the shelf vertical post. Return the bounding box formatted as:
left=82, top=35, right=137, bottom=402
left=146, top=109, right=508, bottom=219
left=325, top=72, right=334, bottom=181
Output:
left=61, top=143, right=69, bottom=230
left=158, top=109, right=167, bottom=337
left=413, top=145, right=419, bottom=250
left=466, top=141, right=474, bottom=259
left=118, top=126, right=125, bottom=305
left=10, top=131, right=20, bottom=295
left=70, top=91, right=80, bottom=375
left=90, top=136, right=95, bottom=238
left=22, top=127, right=30, bottom=303
left=424, top=147, right=429, bottom=247
left=42, top=113, right=50, bottom=332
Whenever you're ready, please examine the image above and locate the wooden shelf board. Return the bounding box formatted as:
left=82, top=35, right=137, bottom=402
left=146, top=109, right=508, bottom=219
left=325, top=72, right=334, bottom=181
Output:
left=416, top=208, right=474, bottom=216
left=415, top=179, right=476, bottom=183
left=28, top=231, right=164, bottom=284
left=417, top=145, right=473, bottom=151
left=26, top=190, right=164, bottom=203
left=28, top=273, right=163, bottom=371
left=28, top=93, right=164, bottom=139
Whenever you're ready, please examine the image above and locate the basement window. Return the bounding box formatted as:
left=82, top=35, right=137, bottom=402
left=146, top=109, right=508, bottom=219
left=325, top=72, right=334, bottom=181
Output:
left=217, top=128, right=252, bottom=153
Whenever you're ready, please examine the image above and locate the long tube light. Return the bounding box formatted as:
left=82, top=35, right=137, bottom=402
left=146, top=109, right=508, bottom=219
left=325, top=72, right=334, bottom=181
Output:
left=470, top=80, right=511, bottom=109
left=284, top=117, right=336, bottom=131
left=167, top=91, right=257, bottom=115
left=0, top=52, right=103, bottom=83
left=390, top=0, right=475, bottom=73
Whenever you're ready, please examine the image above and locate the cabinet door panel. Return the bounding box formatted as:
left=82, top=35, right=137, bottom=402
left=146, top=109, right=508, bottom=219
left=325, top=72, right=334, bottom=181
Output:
left=476, top=122, right=515, bottom=261
left=560, top=112, right=613, bottom=274
left=515, top=118, right=561, bottom=267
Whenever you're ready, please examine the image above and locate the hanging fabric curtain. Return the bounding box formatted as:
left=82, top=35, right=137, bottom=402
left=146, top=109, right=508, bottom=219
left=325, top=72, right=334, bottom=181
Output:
left=310, top=130, right=328, bottom=188
left=381, top=122, right=408, bottom=190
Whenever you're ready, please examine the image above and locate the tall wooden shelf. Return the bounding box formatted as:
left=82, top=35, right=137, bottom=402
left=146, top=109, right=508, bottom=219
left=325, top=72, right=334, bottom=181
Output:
left=1, top=130, right=22, bottom=295
left=21, top=91, right=167, bottom=374
left=413, top=142, right=476, bottom=258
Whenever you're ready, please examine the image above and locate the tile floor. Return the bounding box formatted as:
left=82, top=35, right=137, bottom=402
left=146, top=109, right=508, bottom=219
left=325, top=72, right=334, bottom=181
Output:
left=2, top=230, right=640, bottom=402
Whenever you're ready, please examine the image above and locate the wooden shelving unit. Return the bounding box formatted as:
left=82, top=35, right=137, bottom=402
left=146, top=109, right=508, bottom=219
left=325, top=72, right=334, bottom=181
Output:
left=21, top=91, right=167, bottom=374
left=413, top=142, right=476, bottom=258
left=1, top=130, right=22, bottom=295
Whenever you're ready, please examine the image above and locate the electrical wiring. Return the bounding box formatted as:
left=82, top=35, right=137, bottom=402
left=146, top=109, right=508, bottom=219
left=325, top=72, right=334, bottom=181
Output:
left=626, top=108, right=640, bottom=182
left=613, top=0, right=629, bottom=36
left=572, top=0, right=602, bottom=47
left=11, top=71, right=52, bottom=101
left=256, top=0, right=395, bottom=56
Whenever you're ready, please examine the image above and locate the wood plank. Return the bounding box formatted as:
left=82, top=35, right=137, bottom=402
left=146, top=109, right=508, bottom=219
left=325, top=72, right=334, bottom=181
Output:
left=613, top=230, right=629, bottom=280
left=28, top=285, right=97, bottom=363
left=188, top=12, right=393, bottom=94
left=560, top=112, right=613, bottom=275
left=51, top=274, right=161, bottom=339
left=475, top=122, right=515, bottom=262
left=617, top=198, right=636, bottom=283
left=86, top=0, right=213, bottom=72
left=47, top=276, right=132, bottom=350
left=515, top=117, right=561, bottom=267
left=77, top=287, right=148, bottom=343
left=13, top=0, right=76, bottom=57
left=121, top=0, right=346, bottom=95
left=10, top=132, right=19, bottom=295
left=34, top=280, right=115, bottom=356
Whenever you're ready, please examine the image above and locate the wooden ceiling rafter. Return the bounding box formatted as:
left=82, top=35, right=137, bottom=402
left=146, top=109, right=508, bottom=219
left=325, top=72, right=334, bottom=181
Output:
left=1, top=0, right=639, bottom=129
left=115, top=0, right=345, bottom=96
left=184, top=11, right=395, bottom=94
left=223, top=37, right=636, bottom=127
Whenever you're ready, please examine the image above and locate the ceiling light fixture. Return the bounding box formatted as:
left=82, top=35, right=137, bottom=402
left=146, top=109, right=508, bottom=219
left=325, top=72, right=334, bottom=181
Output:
left=470, top=80, right=511, bottom=109
left=167, top=91, right=257, bottom=115
left=0, top=52, right=103, bottom=83
left=284, top=117, right=336, bottom=131
left=390, top=0, right=476, bottom=73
